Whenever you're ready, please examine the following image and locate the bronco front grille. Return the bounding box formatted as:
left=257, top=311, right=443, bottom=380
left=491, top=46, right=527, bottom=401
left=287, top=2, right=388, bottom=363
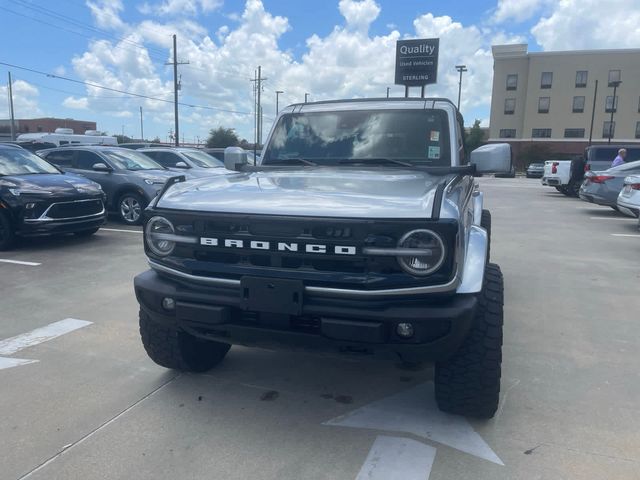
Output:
left=154, top=212, right=458, bottom=290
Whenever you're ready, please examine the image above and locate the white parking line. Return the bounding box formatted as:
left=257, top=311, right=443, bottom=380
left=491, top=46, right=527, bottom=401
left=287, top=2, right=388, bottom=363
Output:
left=356, top=436, right=436, bottom=480
left=0, top=357, right=38, bottom=370
left=100, top=227, right=142, bottom=234
left=589, top=216, right=634, bottom=221
left=611, top=233, right=640, bottom=238
left=0, top=318, right=92, bottom=356
left=0, top=259, right=41, bottom=266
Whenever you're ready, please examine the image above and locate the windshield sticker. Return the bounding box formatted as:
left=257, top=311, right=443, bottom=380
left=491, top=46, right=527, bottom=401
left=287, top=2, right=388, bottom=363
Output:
left=430, top=130, right=440, bottom=142
left=428, top=146, right=441, bottom=159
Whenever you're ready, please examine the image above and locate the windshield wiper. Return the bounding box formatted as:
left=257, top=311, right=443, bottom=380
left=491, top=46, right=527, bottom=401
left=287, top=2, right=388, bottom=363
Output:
left=268, top=158, right=318, bottom=166
left=339, top=158, right=414, bottom=167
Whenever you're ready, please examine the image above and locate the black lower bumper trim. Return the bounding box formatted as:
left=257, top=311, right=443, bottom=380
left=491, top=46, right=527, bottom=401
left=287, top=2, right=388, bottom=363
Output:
left=134, top=269, right=477, bottom=362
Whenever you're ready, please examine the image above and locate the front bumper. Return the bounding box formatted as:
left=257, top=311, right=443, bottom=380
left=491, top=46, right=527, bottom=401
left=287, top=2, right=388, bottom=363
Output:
left=18, top=211, right=106, bottom=236
left=134, top=269, right=478, bottom=363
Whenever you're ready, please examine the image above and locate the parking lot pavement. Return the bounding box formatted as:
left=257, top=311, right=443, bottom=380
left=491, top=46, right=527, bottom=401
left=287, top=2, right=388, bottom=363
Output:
left=1, top=178, right=639, bottom=480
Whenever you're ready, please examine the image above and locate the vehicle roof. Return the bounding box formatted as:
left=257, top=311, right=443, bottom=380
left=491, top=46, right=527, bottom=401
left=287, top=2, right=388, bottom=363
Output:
left=138, top=147, right=199, bottom=152
left=0, top=142, right=24, bottom=149
left=279, top=97, right=458, bottom=115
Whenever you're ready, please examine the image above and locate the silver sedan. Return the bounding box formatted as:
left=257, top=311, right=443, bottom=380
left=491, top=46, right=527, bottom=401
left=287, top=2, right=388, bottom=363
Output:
left=579, top=160, right=640, bottom=209
left=617, top=175, right=640, bottom=229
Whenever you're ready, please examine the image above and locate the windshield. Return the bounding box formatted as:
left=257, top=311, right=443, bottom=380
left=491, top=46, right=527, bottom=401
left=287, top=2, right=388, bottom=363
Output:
left=0, top=147, right=60, bottom=175
left=181, top=150, right=223, bottom=168
left=263, top=109, right=451, bottom=166
left=101, top=149, right=164, bottom=171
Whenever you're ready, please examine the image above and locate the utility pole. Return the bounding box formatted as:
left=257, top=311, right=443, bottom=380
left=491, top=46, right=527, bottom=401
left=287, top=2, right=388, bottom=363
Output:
left=607, top=80, right=621, bottom=144
left=7, top=72, right=16, bottom=141
left=386, top=87, right=390, bottom=98
left=455, top=65, right=468, bottom=110
left=139, top=106, right=144, bottom=141
left=250, top=66, right=267, bottom=147
left=304, top=93, right=309, bottom=103
left=276, top=90, right=283, bottom=115
left=166, top=34, right=188, bottom=146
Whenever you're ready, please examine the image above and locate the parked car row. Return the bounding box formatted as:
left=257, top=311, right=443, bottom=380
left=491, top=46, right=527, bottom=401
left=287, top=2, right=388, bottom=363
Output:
left=0, top=143, right=252, bottom=250
left=539, top=144, right=640, bottom=229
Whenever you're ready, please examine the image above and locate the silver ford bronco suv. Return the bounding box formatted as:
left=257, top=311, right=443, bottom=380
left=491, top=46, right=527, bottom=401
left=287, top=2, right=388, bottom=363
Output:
left=133, top=98, right=512, bottom=418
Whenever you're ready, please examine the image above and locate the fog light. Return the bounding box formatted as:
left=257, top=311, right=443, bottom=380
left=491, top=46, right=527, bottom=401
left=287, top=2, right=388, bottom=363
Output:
left=396, top=323, right=414, bottom=338
left=25, top=203, right=36, bottom=209
left=161, top=297, right=176, bottom=311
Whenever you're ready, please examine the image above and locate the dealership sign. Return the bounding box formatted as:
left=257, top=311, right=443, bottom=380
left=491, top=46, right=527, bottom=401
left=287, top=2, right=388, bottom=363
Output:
left=395, top=38, right=439, bottom=87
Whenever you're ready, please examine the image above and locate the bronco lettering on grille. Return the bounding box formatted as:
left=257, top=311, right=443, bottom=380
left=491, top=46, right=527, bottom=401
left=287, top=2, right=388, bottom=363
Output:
left=199, top=237, right=357, bottom=255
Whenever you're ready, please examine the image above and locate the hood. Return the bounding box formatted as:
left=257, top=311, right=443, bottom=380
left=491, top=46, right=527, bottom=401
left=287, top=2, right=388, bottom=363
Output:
left=136, top=169, right=180, bottom=183
left=166, top=167, right=228, bottom=179
left=0, top=173, right=102, bottom=196
left=156, top=167, right=445, bottom=219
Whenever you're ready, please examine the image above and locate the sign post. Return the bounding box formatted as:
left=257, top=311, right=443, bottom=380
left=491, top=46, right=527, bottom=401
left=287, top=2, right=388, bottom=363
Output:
left=395, top=38, right=439, bottom=98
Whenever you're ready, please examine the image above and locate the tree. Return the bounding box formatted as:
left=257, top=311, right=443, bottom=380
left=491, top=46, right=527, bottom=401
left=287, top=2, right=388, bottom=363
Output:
left=114, top=134, right=133, bottom=144
left=465, top=120, right=485, bottom=153
left=206, top=127, right=239, bottom=148
left=151, top=137, right=161, bottom=143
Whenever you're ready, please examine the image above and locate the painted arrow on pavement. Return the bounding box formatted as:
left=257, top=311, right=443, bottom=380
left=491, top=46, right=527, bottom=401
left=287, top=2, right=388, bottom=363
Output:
left=0, top=318, right=92, bottom=370
left=324, top=381, right=503, bottom=466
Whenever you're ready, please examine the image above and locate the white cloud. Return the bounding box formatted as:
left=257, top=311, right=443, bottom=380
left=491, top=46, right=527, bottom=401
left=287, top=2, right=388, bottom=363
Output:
left=0, top=80, right=41, bottom=118
left=338, top=0, right=381, bottom=32
left=86, top=0, right=125, bottom=30
left=67, top=0, right=529, bottom=138
left=492, top=0, right=550, bottom=24
left=62, top=96, right=89, bottom=109
left=139, top=0, right=223, bottom=16
left=531, top=0, right=640, bottom=50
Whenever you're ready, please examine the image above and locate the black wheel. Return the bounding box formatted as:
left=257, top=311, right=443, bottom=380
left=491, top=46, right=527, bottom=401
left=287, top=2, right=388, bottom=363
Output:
left=139, top=310, right=230, bottom=372
left=554, top=186, right=564, bottom=193
left=74, top=227, right=100, bottom=237
left=0, top=212, right=15, bottom=251
left=566, top=181, right=580, bottom=197
left=118, top=192, right=146, bottom=225
left=435, top=263, right=503, bottom=419
left=481, top=209, right=491, bottom=262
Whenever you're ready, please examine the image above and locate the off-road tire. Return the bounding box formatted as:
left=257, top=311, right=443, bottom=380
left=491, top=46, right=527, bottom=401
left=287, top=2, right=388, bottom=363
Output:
left=481, top=209, right=491, bottom=262
left=74, top=227, right=100, bottom=237
left=0, top=212, right=15, bottom=251
left=435, top=263, right=503, bottom=419
left=139, top=310, right=230, bottom=372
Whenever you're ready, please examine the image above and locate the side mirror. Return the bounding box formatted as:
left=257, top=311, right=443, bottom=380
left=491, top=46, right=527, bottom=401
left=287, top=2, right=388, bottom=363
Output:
left=470, top=143, right=512, bottom=174
left=224, top=146, right=248, bottom=171
left=92, top=162, right=112, bottom=172
left=174, top=161, right=189, bottom=169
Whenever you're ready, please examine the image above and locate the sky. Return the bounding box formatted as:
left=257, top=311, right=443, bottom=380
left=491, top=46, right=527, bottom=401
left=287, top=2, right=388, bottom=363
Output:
left=1, top=0, right=639, bottom=143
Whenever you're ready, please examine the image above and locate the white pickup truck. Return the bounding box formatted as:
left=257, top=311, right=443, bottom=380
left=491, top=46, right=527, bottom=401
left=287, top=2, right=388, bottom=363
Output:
left=541, top=159, right=581, bottom=196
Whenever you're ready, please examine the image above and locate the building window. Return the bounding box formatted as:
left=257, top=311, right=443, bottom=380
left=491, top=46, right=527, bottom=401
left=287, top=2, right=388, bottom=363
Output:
left=538, top=97, right=550, bottom=113
left=499, top=129, right=516, bottom=138
left=541, top=72, right=553, bottom=89
left=605, top=96, right=618, bottom=113
left=636, top=122, right=640, bottom=139
left=532, top=128, right=552, bottom=138
left=564, top=128, right=585, bottom=138
left=572, top=96, right=585, bottom=113
left=504, top=98, right=516, bottom=115
left=608, top=69, right=621, bottom=86
left=575, top=71, right=588, bottom=88
left=506, top=74, right=518, bottom=91
left=603, top=121, right=615, bottom=138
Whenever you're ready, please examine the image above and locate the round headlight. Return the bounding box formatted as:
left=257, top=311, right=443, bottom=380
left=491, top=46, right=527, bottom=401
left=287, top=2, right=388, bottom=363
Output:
left=397, top=229, right=446, bottom=276
left=145, top=216, right=175, bottom=256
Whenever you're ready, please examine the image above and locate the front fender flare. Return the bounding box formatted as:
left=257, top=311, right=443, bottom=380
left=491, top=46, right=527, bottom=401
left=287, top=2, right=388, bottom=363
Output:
left=456, top=225, right=488, bottom=294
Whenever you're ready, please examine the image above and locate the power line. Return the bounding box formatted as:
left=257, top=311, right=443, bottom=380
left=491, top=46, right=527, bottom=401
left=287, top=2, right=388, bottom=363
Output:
left=0, top=61, right=252, bottom=115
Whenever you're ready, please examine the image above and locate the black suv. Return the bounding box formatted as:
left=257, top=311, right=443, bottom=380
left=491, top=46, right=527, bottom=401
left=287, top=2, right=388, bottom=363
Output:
left=0, top=144, right=106, bottom=249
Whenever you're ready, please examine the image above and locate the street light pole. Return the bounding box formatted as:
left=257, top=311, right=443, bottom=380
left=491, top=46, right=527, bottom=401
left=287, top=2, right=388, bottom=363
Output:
left=386, top=87, right=390, bottom=98
left=276, top=90, right=283, bottom=115
left=304, top=93, right=309, bottom=103
left=455, top=65, right=468, bottom=111
left=139, top=106, right=144, bottom=141
left=608, top=80, right=621, bottom=144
